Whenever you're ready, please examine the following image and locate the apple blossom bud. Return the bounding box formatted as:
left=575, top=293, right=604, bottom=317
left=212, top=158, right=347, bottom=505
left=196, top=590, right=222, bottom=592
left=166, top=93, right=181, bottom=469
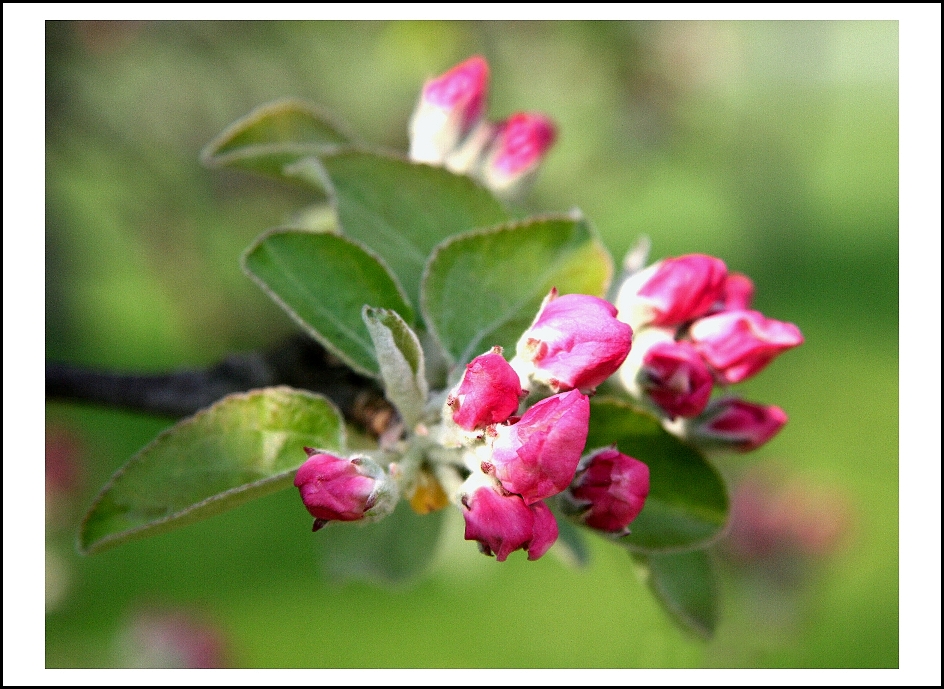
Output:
left=446, top=348, right=526, bottom=430
left=294, top=450, right=396, bottom=531
left=688, top=309, right=804, bottom=384
left=409, top=55, right=489, bottom=165
left=486, top=389, right=590, bottom=505
left=516, top=290, right=633, bottom=393
left=460, top=480, right=558, bottom=561
left=615, top=254, right=728, bottom=330
left=479, top=112, right=556, bottom=196
left=638, top=339, right=715, bottom=419
left=681, top=397, right=788, bottom=452
left=560, top=448, right=650, bottom=533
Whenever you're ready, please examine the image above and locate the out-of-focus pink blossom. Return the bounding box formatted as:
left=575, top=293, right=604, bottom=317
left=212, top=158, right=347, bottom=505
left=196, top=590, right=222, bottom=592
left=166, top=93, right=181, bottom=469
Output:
left=409, top=55, right=489, bottom=165
left=461, top=482, right=558, bottom=561
left=689, top=309, right=804, bottom=384
left=486, top=389, right=590, bottom=504
left=618, top=254, right=728, bottom=328
left=563, top=448, right=650, bottom=533
left=686, top=397, right=788, bottom=452
left=516, top=290, right=633, bottom=393
left=639, top=340, right=714, bottom=418
left=116, top=608, right=228, bottom=668
left=46, top=425, right=84, bottom=496
left=725, top=468, right=852, bottom=563
left=447, top=348, right=526, bottom=430
left=294, top=451, right=394, bottom=531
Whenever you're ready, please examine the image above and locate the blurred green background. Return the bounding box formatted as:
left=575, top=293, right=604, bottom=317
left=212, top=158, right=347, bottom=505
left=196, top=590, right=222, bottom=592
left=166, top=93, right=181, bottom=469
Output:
left=45, top=21, right=898, bottom=668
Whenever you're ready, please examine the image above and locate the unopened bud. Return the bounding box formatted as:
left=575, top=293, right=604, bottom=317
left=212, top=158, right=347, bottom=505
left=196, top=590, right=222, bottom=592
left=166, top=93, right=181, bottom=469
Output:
left=676, top=397, right=788, bottom=452
left=615, top=254, right=728, bottom=330
left=560, top=447, right=650, bottom=534
left=460, top=478, right=558, bottom=561
left=487, top=389, right=590, bottom=504
left=479, top=112, right=556, bottom=198
left=446, top=348, right=526, bottom=431
left=294, top=450, right=396, bottom=531
left=688, top=309, right=803, bottom=384
left=516, top=290, right=632, bottom=394
left=409, top=55, right=489, bottom=165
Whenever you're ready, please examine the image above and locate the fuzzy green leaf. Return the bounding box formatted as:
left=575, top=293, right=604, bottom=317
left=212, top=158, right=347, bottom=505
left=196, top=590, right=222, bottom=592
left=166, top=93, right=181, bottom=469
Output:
left=79, top=388, right=345, bottom=555
left=632, top=549, right=720, bottom=639
left=243, top=229, right=415, bottom=378
left=362, top=306, right=429, bottom=427
left=200, top=99, right=352, bottom=182
left=288, top=151, right=509, bottom=307
left=587, top=398, right=729, bottom=552
left=422, top=215, right=613, bottom=366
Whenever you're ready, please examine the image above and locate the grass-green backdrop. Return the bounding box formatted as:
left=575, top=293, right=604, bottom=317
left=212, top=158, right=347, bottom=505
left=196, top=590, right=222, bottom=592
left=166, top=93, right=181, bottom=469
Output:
left=45, top=20, right=898, bottom=668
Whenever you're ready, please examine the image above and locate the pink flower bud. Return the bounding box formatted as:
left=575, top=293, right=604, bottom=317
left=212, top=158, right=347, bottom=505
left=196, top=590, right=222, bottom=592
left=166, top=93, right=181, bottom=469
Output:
left=487, top=389, right=590, bottom=504
left=480, top=112, right=556, bottom=195
left=447, top=348, right=526, bottom=430
left=461, top=482, right=558, bottom=561
left=516, top=290, right=633, bottom=393
left=689, top=309, right=804, bottom=384
left=409, top=55, right=489, bottom=165
left=686, top=397, right=788, bottom=452
left=639, top=340, right=714, bottom=418
left=294, top=450, right=395, bottom=531
left=563, top=448, right=650, bottom=533
left=617, top=254, right=728, bottom=328
left=717, top=272, right=754, bottom=312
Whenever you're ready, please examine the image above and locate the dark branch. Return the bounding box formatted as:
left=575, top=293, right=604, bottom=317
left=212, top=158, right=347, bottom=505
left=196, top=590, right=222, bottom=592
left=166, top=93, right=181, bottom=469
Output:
left=46, top=335, right=396, bottom=437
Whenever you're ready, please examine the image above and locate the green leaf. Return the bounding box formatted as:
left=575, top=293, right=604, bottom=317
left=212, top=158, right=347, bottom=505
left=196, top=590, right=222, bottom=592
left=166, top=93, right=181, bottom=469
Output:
left=289, top=151, right=509, bottom=307
left=243, top=229, right=415, bottom=378
left=200, top=99, right=352, bottom=182
left=319, top=501, right=446, bottom=586
left=586, top=398, right=729, bottom=552
left=362, top=306, right=429, bottom=427
left=79, top=387, right=346, bottom=555
left=422, top=215, right=613, bottom=366
left=632, top=549, right=720, bottom=640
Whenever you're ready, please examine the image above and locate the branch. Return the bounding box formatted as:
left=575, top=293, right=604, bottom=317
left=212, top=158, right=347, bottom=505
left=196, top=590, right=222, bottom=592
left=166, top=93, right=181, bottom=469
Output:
left=46, top=335, right=396, bottom=437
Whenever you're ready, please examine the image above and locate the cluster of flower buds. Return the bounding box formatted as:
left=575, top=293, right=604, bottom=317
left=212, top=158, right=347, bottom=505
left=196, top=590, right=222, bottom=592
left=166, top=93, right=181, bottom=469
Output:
left=293, top=291, right=651, bottom=562
left=615, top=253, right=803, bottom=452
left=408, top=55, right=557, bottom=199
left=446, top=291, right=644, bottom=559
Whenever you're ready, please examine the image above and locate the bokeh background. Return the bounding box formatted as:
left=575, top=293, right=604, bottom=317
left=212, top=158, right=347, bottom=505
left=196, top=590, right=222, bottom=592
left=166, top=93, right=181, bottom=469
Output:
left=45, top=21, right=898, bottom=668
